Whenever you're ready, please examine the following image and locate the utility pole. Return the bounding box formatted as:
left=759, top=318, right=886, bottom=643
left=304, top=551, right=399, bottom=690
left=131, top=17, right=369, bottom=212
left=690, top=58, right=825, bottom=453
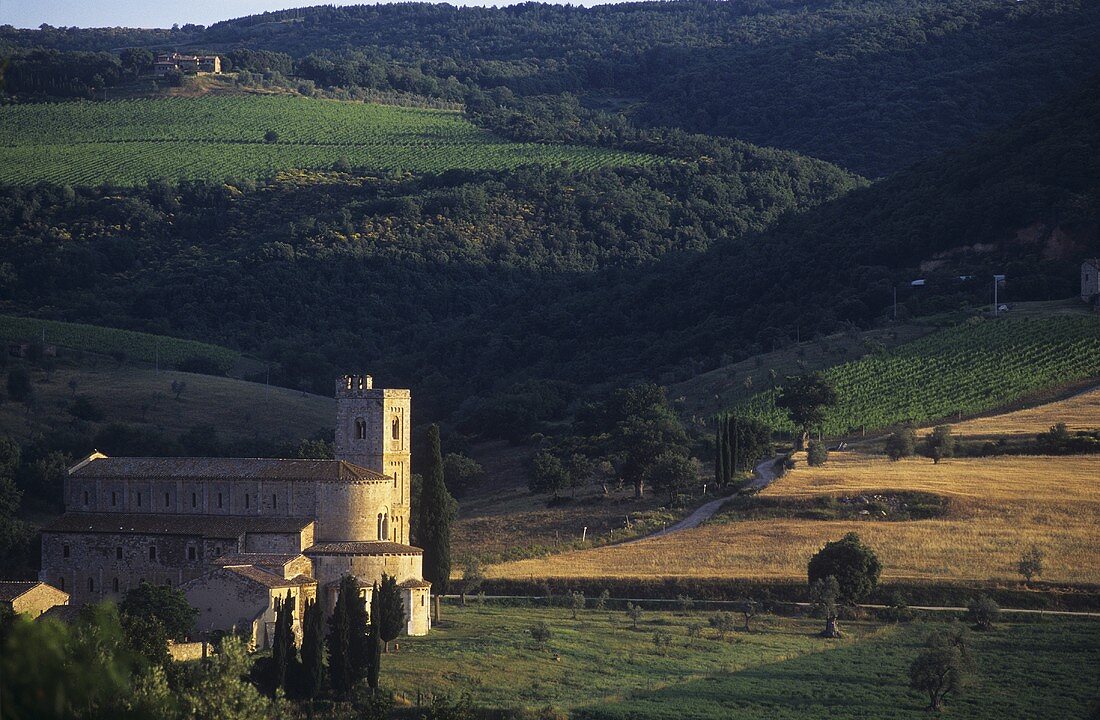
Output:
left=993, top=275, right=998, bottom=315
left=893, top=286, right=897, bottom=321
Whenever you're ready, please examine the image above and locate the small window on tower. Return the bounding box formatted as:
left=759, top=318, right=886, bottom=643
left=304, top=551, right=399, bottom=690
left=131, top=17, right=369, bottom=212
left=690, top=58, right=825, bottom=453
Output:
left=391, top=416, right=400, bottom=440
left=111, top=491, right=117, bottom=506
left=83, top=491, right=89, bottom=505
left=355, top=418, right=367, bottom=440
left=116, top=547, right=123, bottom=560
left=165, top=491, right=171, bottom=507
left=137, top=492, right=142, bottom=507
left=63, top=544, right=70, bottom=558
left=218, top=492, right=223, bottom=509
left=149, top=545, right=157, bottom=561
left=113, top=577, right=119, bottom=592
left=88, top=577, right=94, bottom=592
left=245, top=494, right=250, bottom=509
left=187, top=546, right=197, bottom=561
left=272, top=493, right=277, bottom=509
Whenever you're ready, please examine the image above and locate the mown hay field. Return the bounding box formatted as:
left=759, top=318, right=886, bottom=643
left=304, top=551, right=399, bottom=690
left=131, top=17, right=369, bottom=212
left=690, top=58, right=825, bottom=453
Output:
left=0, top=96, right=655, bottom=185
left=488, top=450, right=1100, bottom=584
left=938, top=385, right=1100, bottom=438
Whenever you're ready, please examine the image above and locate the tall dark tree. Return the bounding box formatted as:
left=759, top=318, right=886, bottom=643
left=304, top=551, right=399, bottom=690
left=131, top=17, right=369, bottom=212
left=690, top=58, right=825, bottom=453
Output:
left=776, top=373, right=838, bottom=448
left=119, top=581, right=197, bottom=641
left=299, top=598, right=324, bottom=700
left=269, top=591, right=297, bottom=696
left=418, top=424, right=455, bottom=595
left=367, top=581, right=383, bottom=691
left=377, top=573, right=405, bottom=653
left=715, top=415, right=726, bottom=486
left=327, top=574, right=367, bottom=696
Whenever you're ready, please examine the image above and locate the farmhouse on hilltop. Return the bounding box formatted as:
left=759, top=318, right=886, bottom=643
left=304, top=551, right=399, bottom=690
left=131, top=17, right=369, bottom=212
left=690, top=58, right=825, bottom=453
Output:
left=155, top=53, right=221, bottom=76
left=37, top=374, right=430, bottom=645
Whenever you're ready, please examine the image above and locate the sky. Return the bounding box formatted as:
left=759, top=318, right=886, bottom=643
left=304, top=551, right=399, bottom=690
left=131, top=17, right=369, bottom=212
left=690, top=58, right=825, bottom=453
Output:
left=3, top=0, right=622, bottom=29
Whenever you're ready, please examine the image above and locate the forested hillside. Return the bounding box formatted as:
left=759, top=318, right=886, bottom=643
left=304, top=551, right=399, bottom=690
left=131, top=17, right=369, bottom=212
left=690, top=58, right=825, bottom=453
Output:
left=1, top=74, right=1096, bottom=423
left=4, top=0, right=1097, bottom=176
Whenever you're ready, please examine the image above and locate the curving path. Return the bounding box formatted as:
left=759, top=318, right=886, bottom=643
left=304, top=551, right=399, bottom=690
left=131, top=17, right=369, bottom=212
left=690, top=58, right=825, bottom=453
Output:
left=628, top=455, right=781, bottom=544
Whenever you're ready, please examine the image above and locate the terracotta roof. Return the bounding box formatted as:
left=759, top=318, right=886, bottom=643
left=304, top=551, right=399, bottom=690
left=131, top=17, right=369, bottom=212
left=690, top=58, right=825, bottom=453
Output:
left=305, top=541, right=422, bottom=556
left=398, top=579, right=432, bottom=589
left=212, top=553, right=304, bottom=568
left=37, top=604, right=82, bottom=624
left=225, top=565, right=315, bottom=590
left=0, top=580, right=45, bottom=601
left=69, top=456, right=389, bottom=483
left=43, top=513, right=313, bottom=539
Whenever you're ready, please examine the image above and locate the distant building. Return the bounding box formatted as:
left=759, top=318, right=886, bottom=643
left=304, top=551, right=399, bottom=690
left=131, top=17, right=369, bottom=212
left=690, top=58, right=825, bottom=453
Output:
left=0, top=580, right=69, bottom=619
left=1082, top=259, right=1100, bottom=306
left=154, top=53, right=221, bottom=76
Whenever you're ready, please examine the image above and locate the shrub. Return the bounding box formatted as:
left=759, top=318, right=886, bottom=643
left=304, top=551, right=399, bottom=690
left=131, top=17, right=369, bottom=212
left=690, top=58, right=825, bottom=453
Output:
left=263, top=129, right=279, bottom=143
left=69, top=395, right=104, bottom=422
left=807, top=440, right=828, bottom=466
left=707, top=611, right=736, bottom=640
left=528, top=621, right=551, bottom=647
left=884, top=428, right=916, bottom=460
left=1017, top=545, right=1045, bottom=584
left=807, top=532, right=882, bottom=604
left=967, top=595, right=1000, bottom=630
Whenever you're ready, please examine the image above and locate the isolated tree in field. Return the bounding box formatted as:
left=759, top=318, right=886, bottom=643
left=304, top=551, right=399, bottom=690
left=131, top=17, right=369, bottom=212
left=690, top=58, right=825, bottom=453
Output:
left=377, top=573, right=405, bottom=653
left=1017, top=545, right=1044, bottom=584
left=807, top=440, right=828, bottom=466
left=120, top=581, right=197, bottom=641
left=264, top=129, right=279, bottom=142
left=909, top=628, right=973, bottom=712
left=627, top=602, right=643, bottom=629
left=570, top=591, right=585, bottom=619
left=708, top=611, right=736, bottom=640
left=460, top=557, right=485, bottom=606
left=884, top=428, right=917, bottom=460
left=808, top=532, right=882, bottom=605
left=922, top=425, right=956, bottom=463
left=528, top=621, right=551, bottom=648
left=299, top=598, right=324, bottom=700
left=171, top=379, right=186, bottom=401
left=776, top=373, right=837, bottom=448
left=643, top=450, right=698, bottom=503
left=966, top=595, right=999, bottom=630
left=739, top=598, right=758, bottom=632
left=595, top=589, right=610, bottom=612
left=809, top=575, right=842, bottom=638
left=419, top=424, right=455, bottom=596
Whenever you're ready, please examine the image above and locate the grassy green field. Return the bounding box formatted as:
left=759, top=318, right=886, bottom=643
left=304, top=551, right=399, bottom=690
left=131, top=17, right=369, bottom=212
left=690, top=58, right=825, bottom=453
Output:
left=385, top=604, right=1099, bottom=719
left=0, top=96, right=655, bottom=185
left=734, top=315, right=1100, bottom=436
left=0, top=315, right=240, bottom=373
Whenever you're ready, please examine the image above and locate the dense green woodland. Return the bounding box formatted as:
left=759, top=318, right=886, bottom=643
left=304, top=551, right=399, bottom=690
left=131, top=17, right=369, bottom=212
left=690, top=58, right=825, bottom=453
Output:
left=1, top=75, right=1096, bottom=425
left=4, top=0, right=1098, bottom=176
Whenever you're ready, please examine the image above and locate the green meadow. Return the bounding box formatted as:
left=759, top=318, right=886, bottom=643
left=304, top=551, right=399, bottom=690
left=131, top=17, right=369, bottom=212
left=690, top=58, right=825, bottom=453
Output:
left=384, top=604, right=1100, bottom=719
left=0, top=96, right=654, bottom=185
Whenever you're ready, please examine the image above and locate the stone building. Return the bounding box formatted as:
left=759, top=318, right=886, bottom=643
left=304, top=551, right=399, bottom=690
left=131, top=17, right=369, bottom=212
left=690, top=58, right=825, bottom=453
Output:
left=1083, top=259, right=1100, bottom=305
left=39, top=374, right=431, bottom=637
left=154, top=53, right=221, bottom=76
left=0, top=580, right=69, bottom=619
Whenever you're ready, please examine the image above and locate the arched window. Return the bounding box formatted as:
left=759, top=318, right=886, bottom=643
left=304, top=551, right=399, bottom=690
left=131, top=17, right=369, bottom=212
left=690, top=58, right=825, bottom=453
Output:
left=113, top=577, right=120, bottom=593
left=391, top=416, right=400, bottom=440
left=355, top=418, right=367, bottom=440
left=382, top=513, right=390, bottom=541
left=377, top=513, right=384, bottom=540
left=88, top=577, right=94, bottom=592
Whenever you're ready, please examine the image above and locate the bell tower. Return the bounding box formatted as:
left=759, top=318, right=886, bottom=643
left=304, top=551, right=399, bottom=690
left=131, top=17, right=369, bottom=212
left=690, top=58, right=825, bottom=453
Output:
left=334, top=374, right=411, bottom=544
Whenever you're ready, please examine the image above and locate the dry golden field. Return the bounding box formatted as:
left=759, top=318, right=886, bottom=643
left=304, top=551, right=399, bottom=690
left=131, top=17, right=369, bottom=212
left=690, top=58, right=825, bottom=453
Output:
left=933, top=385, right=1100, bottom=438
left=487, top=386, right=1100, bottom=584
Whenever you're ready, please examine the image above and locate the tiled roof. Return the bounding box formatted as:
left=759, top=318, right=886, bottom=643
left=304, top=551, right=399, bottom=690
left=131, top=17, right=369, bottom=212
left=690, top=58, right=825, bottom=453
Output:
left=225, top=565, right=315, bottom=590
left=37, top=604, right=82, bottom=624
left=305, top=541, right=422, bottom=556
left=43, top=513, right=313, bottom=539
left=212, top=553, right=303, bottom=568
left=0, top=580, right=42, bottom=601
left=398, top=579, right=432, bottom=589
left=70, top=456, right=389, bottom=483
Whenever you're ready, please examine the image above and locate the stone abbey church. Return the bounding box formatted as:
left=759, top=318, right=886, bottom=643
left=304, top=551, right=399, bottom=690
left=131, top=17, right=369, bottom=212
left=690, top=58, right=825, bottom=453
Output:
left=39, top=375, right=431, bottom=643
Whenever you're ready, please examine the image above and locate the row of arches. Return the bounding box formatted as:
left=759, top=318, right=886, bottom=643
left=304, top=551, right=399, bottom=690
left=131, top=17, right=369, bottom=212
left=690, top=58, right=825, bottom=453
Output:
left=353, top=417, right=402, bottom=441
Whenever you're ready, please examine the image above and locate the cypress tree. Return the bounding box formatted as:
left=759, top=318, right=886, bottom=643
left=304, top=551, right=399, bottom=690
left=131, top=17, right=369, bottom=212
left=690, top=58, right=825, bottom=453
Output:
left=378, top=573, right=405, bottom=652
left=715, top=415, right=725, bottom=486
left=419, top=424, right=455, bottom=595
left=348, top=578, right=370, bottom=685
left=721, top=414, right=733, bottom=484
left=367, top=581, right=383, bottom=691
left=270, top=591, right=296, bottom=695
left=327, top=576, right=353, bottom=696
left=300, top=598, right=324, bottom=700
